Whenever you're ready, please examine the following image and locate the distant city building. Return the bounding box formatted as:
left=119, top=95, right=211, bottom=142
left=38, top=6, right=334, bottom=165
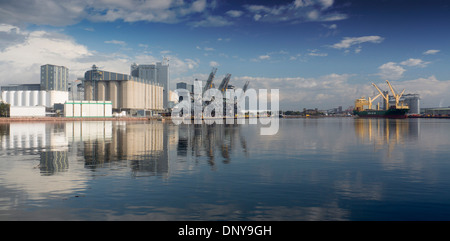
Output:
left=131, top=60, right=169, bottom=110
left=40, top=64, right=69, bottom=91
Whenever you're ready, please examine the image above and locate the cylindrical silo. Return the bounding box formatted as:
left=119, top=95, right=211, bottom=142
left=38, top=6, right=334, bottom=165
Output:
left=39, top=91, right=47, bottom=106
left=23, top=91, right=30, bottom=107
left=16, top=91, right=22, bottom=106
left=7, top=91, right=14, bottom=106
left=31, top=91, right=39, bottom=106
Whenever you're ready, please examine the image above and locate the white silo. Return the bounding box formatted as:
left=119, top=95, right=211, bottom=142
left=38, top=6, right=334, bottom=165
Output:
left=16, top=91, right=22, bottom=106
left=23, top=91, right=30, bottom=106
left=39, top=91, right=47, bottom=106
left=31, top=91, right=39, bottom=106
left=7, top=91, right=15, bottom=106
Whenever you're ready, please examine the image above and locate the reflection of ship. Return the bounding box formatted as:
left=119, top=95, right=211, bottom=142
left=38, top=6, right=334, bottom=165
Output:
left=354, top=80, right=409, bottom=119
left=354, top=118, right=419, bottom=150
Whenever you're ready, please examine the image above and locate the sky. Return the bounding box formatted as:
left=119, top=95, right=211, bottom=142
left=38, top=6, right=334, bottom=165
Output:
left=0, top=0, right=449, bottom=110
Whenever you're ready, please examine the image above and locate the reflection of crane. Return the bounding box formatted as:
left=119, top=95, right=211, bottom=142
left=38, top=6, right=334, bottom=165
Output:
left=372, top=82, right=389, bottom=110
left=385, top=79, right=407, bottom=109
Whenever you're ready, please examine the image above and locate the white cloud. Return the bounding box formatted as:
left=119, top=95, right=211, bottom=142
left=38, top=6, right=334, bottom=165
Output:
left=209, top=61, right=219, bottom=67
left=0, top=0, right=86, bottom=26
left=331, top=36, right=384, bottom=49
left=245, top=0, right=347, bottom=24
left=189, top=15, right=233, bottom=27
left=0, top=25, right=199, bottom=87
left=259, top=55, right=271, bottom=60
left=233, top=73, right=357, bottom=109
left=226, top=10, right=244, bottom=18
left=0, top=0, right=212, bottom=26
left=377, top=62, right=406, bottom=80
left=423, top=49, right=440, bottom=55
left=377, top=57, right=431, bottom=81
left=104, top=40, right=127, bottom=46
left=400, top=58, right=430, bottom=67
left=380, top=76, right=450, bottom=107
left=324, top=23, right=337, bottom=29
left=308, top=49, right=328, bottom=57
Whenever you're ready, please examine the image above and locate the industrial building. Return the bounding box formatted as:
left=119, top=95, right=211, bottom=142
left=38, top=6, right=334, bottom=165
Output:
left=0, top=64, right=70, bottom=117
left=64, top=101, right=113, bottom=118
left=83, top=65, right=164, bottom=115
left=40, top=64, right=69, bottom=91
left=402, top=94, right=420, bottom=114
left=131, top=60, right=169, bottom=109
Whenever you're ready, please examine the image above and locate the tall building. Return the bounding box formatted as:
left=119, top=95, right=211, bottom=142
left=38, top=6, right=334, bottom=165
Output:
left=131, top=60, right=169, bottom=110
left=40, top=64, right=69, bottom=91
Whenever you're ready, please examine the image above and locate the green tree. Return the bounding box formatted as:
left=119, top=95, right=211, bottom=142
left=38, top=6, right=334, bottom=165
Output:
left=0, top=102, right=10, bottom=117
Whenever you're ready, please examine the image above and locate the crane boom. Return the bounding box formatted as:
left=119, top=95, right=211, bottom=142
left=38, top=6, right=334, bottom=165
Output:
left=372, top=83, right=389, bottom=110
left=386, top=79, right=406, bottom=108
left=368, top=93, right=382, bottom=109
left=203, top=67, right=217, bottom=94
left=218, top=73, right=232, bottom=93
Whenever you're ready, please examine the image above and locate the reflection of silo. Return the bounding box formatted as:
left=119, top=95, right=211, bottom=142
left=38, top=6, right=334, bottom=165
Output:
left=40, top=151, right=68, bottom=175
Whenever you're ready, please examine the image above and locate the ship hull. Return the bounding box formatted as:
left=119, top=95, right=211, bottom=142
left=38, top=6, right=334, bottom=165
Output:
left=353, top=108, right=409, bottom=119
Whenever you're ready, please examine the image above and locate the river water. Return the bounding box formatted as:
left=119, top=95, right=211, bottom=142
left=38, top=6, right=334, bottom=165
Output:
left=1, top=118, right=450, bottom=220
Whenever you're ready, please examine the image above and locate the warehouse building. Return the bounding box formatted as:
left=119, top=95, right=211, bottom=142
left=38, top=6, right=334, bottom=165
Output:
left=83, top=65, right=164, bottom=116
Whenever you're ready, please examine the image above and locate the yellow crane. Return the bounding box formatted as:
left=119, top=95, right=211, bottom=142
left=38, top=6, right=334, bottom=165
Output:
left=372, top=82, right=390, bottom=110
left=369, top=93, right=382, bottom=110
left=385, top=79, right=407, bottom=109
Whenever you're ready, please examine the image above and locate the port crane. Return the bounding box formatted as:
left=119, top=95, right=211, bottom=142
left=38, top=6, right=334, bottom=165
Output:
left=385, top=79, right=407, bottom=109
left=218, top=73, right=232, bottom=93
left=369, top=93, right=382, bottom=110
left=202, top=67, right=217, bottom=95
left=372, top=82, right=390, bottom=110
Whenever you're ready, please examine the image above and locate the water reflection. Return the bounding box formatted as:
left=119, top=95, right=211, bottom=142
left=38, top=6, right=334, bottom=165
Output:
left=1, top=121, right=170, bottom=177
left=2, top=118, right=450, bottom=221
left=354, top=118, right=419, bottom=146
left=177, top=123, right=248, bottom=166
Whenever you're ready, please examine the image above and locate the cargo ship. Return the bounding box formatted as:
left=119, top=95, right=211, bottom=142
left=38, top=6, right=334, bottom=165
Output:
left=353, top=106, right=409, bottom=119
left=353, top=80, right=409, bottom=119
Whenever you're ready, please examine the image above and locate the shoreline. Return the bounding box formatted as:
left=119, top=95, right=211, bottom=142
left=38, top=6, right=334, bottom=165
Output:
left=0, top=116, right=166, bottom=123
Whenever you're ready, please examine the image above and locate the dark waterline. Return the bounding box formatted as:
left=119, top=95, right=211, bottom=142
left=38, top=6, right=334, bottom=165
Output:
left=1, top=118, right=450, bottom=221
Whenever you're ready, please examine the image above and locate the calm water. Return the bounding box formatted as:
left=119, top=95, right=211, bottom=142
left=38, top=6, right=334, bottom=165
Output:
left=1, top=118, right=450, bottom=221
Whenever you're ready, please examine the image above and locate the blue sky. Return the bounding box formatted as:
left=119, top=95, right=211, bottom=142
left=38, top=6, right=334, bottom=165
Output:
left=0, top=0, right=449, bottom=109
